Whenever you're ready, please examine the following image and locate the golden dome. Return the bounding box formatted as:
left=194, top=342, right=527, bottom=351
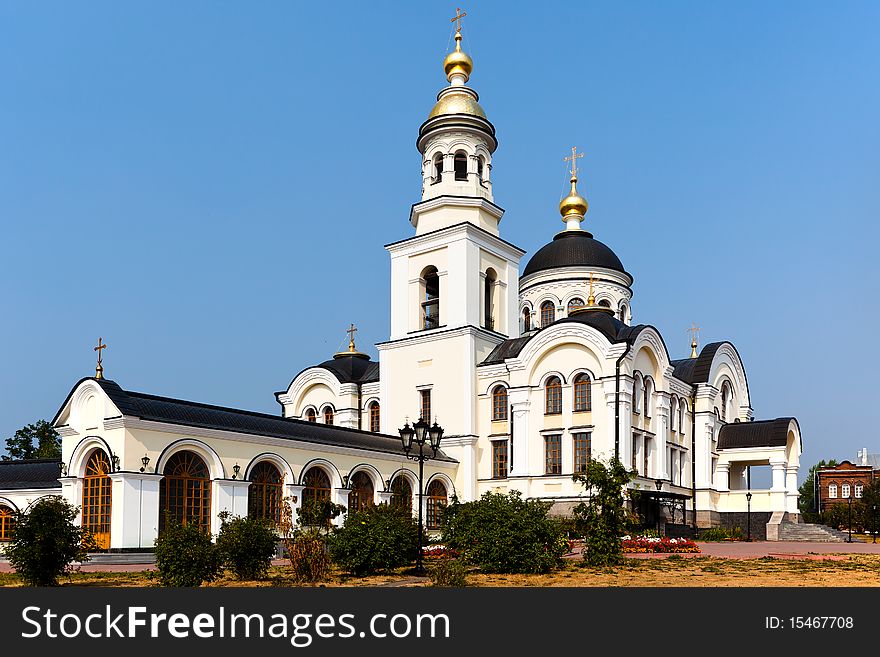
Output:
left=443, top=31, right=473, bottom=81
left=559, top=176, right=589, bottom=218
left=428, top=90, right=487, bottom=119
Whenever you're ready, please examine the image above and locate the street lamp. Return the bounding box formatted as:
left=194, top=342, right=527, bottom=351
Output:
left=654, top=479, right=663, bottom=534
left=846, top=496, right=853, bottom=543
left=873, top=504, right=877, bottom=544
left=745, top=491, right=753, bottom=542
left=399, top=416, right=444, bottom=575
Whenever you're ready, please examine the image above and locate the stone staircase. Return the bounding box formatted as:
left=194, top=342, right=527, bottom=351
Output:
left=778, top=521, right=854, bottom=542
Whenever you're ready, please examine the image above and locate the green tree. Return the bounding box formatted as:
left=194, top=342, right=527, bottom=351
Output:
left=5, top=496, right=95, bottom=586
left=329, top=503, right=419, bottom=576
left=861, top=479, right=880, bottom=535
left=3, top=420, right=61, bottom=460
left=572, top=457, right=636, bottom=566
left=798, top=459, right=839, bottom=519
left=154, top=518, right=221, bottom=587
left=216, top=513, right=278, bottom=580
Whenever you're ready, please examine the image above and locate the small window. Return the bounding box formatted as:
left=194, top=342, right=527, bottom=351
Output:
left=369, top=401, right=380, bottom=433
left=842, top=483, right=851, bottom=499
left=545, top=376, right=562, bottom=415
left=522, top=308, right=531, bottom=332
left=422, top=267, right=440, bottom=329
left=484, top=268, right=496, bottom=330
left=567, top=297, right=584, bottom=314
left=492, top=441, right=508, bottom=479
left=420, top=389, right=432, bottom=423
left=544, top=434, right=562, bottom=475
left=540, top=301, right=556, bottom=327
left=573, top=432, right=591, bottom=474
left=644, top=379, right=651, bottom=418
left=454, top=151, right=468, bottom=181
left=855, top=484, right=863, bottom=498
left=598, top=299, right=611, bottom=308
left=323, top=406, right=334, bottom=425
left=573, top=374, right=591, bottom=412
left=492, top=385, right=508, bottom=421
left=305, top=408, right=316, bottom=423
left=477, top=156, right=485, bottom=180
left=829, top=484, right=838, bottom=499
left=433, top=153, right=443, bottom=183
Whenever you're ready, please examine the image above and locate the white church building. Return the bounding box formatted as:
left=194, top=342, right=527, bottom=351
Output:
left=0, top=22, right=803, bottom=551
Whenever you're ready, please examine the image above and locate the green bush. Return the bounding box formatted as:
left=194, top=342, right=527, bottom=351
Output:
left=216, top=513, right=277, bottom=580
left=820, top=503, right=867, bottom=533
left=287, top=529, right=331, bottom=583
left=329, top=504, right=418, bottom=576
left=5, top=496, right=94, bottom=586
left=699, top=526, right=744, bottom=542
left=441, top=491, right=567, bottom=574
left=429, top=558, right=468, bottom=587
left=298, top=499, right=346, bottom=528
left=154, top=520, right=221, bottom=587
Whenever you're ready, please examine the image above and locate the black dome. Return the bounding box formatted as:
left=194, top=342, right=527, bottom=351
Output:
left=522, top=231, right=626, bottom=277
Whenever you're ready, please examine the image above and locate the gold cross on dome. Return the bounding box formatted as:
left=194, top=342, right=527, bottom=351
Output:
left=94, top=337, right=108, bottom=379
left=450, top=7, right=467, bottom=33
left=687, top=323, right=701, bottom=343
left=564, top=146, right=585, bottom=178
left=346, top=323, right=358, bottom=351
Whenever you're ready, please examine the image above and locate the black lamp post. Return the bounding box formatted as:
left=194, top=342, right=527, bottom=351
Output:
left=846, top=496, right=853, bottom=543
left=745, top=491, right=753, bottom=542
left=873, top=504, right=877, bottom=544
left=654, top=479, right=663, bottom=534
left=399, top=416, right=444, bottom=576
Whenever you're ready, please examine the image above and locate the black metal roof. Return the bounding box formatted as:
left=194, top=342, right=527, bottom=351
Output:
left=717, top=418, right=797, bottom=450
left=671, top=342, right=724, bottom=384
left=54, top=378, right=455, bottom=462
left=0, top=459, right=61, bottom=490
left=315, top=354, right=380, bottom=384
left=522, top=231, right=629, bottom=278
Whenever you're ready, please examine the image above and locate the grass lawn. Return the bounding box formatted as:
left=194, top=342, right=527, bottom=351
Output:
left=3, top=555, right=880, bottom=587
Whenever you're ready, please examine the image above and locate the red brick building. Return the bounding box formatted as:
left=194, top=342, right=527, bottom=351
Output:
left=816, top=461, right=877, bottom=513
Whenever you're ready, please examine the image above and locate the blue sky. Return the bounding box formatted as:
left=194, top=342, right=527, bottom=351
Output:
left=1, top=1, right=877, bottom=480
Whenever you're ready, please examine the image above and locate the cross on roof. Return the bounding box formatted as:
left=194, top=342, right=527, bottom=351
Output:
left=346, top=323, right=358, bottom=351
left=450, top=7, right=467, bottom=33
left=564, top=146, right=585, bottom=178
left=94, top=337, right=107, bottom=379
left=687, top=323, right=701, bottom=344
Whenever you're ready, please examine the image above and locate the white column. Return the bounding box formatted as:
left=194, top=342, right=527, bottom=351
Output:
left=656, top=395, right=670, bottom=479
left=59, top=476, right=83, bottom=526
left=332, top=488, right=350, bottom=526
left=770, top=459, right=787, bottom=491
left=377, top=491, right=394, bottom=505
left=715, top=463, right=730, bottom=492
left=108, top=472, right=162, bottom=550
left=286, top=484, right=305, bottom=526
left=785, top=466, right=800, bottom=514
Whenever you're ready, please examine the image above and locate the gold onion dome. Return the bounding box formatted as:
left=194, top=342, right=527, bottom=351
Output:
left=559, top=176, right=589, bottom=219
left=443, top=31, right=473, bottom=81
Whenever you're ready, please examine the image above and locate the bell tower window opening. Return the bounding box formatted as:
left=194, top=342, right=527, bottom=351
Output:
left=421, top=267, right=440, bottom=330
left=522, top=307, right=531, bottom=332
left=453, top=151, right=468, bottom=181
left=484, top=268, right=496, bottom=330
left=540, top=301, right=555, bottom=327
left=477, top=156, right=485, bottom=180
left=432, top=154, right=443, bottom=183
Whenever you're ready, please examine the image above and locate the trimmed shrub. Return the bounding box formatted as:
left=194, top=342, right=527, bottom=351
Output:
left=5, top=496, right=94, bottom=586
left=154, top=520, right=221, bottom=587
left=287, top=529, right=331, bottom=583
left=216, top=513, right=277, bottom=580
left=441, top=491, right=567, bottom=574
left=429, top=558, right=468, bottom=587
left=329, top=503, right=418, bottom=576
left=698, top=526, right=743, bottom=542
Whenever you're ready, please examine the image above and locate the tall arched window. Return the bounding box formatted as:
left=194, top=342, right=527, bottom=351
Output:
left=348, top=471, right=375, bottom=513
left=540, top=301, right=555, bottom=327
left=433, top=153, right=443, bottom=183
left=160, top=450, right=211, bottom=532
left=0, top=505, right=16, bottom=542
left=842, top=483, right=851, bottom=499
left=522, top=307, right=531, bottom=332
left=301, top=467, right=333, bottom=526
left=670, top=397, right=678, bottom=431
left=633, top=375, right=642, bottom=414
left=248, top=461, right=283, bottom=525
left=828, top=483, right=838, bottom=499
left=422, top=266, right=440, bottom=329
left=305, top=408, right=316, bottom=422
left=323, top=406, right=334, bottom=425
left=721, top=383, right=730, bottom=422
left=568, top=297, right=585, bottom=314
left=477, top=156, right=485, bottom=179
left=492, top=385, right=508, bottom=421
left=678, top=399, right=685, bottom=433
left=426, top=480, right=448, bottom=529
left=574, top=374, right=591, bottom=412
left=545, top=376, right=562, bottom=415
left=82, top=449, right=112, bottom=549
left=643, top=378, right=652, bottom=417
left=391, top=476, right=413, bottom=515
left=484, top=268, right=496, bottom=330
left=619, top=304, right=628, bottom=323
left=369, top=401, right=380, bottom=433
left=598, top=299, right=611, bottom=308
left=453, top=151, right=468, bottom=181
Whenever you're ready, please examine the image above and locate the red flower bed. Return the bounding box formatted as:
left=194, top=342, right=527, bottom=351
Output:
left=621, top=536, right=700, bottom=554
left=422, top=545, right=459, bottom=559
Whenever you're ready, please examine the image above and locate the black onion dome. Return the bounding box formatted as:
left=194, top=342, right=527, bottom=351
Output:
left=316, top=353, right=380, bottom=384
left=522, top=231, right=627, bottom=277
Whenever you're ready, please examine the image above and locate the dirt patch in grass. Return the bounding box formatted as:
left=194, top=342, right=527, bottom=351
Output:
left=2, top=556, right=880, bottom=588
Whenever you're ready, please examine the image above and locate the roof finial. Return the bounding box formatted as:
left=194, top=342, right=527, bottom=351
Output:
left=334, top=324, right=370, bottom=359
left=560, top=146, right=589, bottom=230
left=444, top=8, right=472, bottom=84
left=688, top=323, right=701, bottom=359
left=94, top=337, right=108, bottom=380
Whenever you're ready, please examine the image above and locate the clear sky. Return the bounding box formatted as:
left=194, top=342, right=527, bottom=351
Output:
left=1, top=2, right=877, bottom=481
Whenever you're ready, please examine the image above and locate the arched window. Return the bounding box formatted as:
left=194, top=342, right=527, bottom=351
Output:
left=670, top=397, right=678, bottom=431
left=391, top=476, right=413, bottom=514
left=160, top=450, right=211, bottom=532
left=305, top=408, right=316, bottom=422
left=545, top=376, right=562, bottom=415
left=855, top=483, right=864, bottom=498
left=302, top=467, right=332, bottom=505
left=619, top=304, right=628, bottom=323
left=484, top=268, right=497, bottom=330
left=842, top=483, right=851, bottom=499
left=82, top=449, right=112, bottom=549
left=540, top=301, right=555, bottom=327
left=369, top=401, right=380, bottom=433
left=433, top=153, right=443, bottom=183
left=248, top=461, right=283, bottom=525
left=574, top=374, right=591, bottom=412
left=568, top=297, right=585, bottom=314
left=522, top=307, right=531, bottom=332
left=644, top=379, right=652, bottom=418
left=426, top=480, right=448, bottom=529
left=828, top=484, right=838, bottom=499
left=477, top=156, right=485, bottom=179
left=492, top=385, right=508, bottom=421
left=633, top=375, right=642, bottom=414
left=348, top=471, right=375, bottom=513
left=453, top=151, right=468, bottom=181
left=721, top=384, right=730, bottom=422
left=678, top=399, right=685, bottom=433
left=422, top=266, right=440, bottom=329
left=598, top=299, right=611, bottom=308
left=323, top=406, right=334, bottom=425
left=0, top=504, right=16, bottom=542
